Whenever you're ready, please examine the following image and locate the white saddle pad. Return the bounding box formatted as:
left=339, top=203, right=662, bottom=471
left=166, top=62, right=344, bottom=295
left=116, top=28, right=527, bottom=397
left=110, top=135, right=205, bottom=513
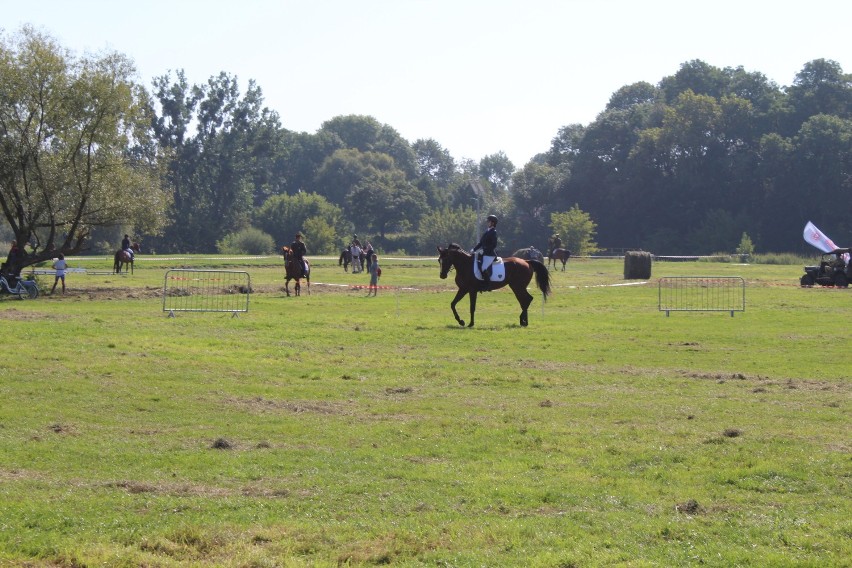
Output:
left=473, top=256, right=506, bottom=282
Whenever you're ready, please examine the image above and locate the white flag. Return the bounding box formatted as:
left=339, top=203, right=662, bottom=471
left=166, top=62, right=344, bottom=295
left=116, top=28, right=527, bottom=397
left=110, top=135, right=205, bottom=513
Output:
left=803, top=221, right=839, bottom=253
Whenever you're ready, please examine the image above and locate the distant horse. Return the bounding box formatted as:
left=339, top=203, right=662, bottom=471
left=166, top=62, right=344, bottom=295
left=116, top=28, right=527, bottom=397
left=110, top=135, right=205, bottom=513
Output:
left=437, top=243, right=551, bottom=327
left=113, top=243, right=140, bottom=274
left=513, top=247, right=544, bottom=263
left=281, top=246, right=310, bottom=296
left=548, top=248, right=571, bottom=271
left=338, top=248, right=352, bottom=272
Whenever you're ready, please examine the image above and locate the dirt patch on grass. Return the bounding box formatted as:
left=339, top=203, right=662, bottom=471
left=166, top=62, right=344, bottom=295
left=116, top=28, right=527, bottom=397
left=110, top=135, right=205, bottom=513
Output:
left=0, top=307, right=60, bottom=320
left=226, top=396, right=355, bottom=416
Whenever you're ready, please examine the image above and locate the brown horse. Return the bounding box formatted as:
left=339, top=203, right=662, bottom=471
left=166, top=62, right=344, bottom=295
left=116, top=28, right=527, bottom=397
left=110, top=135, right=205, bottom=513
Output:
left=338, top=248, right=352, bottom=272
left=281, top=246, right=310, bottom=296
left=437, top=243, right=551, bottom=327
left=548, top=248, right=571, bottom=271
left=113, top=243, right=140, bottom=274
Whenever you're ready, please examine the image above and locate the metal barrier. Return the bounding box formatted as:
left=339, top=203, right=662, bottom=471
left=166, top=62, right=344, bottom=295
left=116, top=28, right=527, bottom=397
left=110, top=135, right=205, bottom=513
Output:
left=658, top=276, right=745, bottom=317
left=163, top=269, right=250, bottom=317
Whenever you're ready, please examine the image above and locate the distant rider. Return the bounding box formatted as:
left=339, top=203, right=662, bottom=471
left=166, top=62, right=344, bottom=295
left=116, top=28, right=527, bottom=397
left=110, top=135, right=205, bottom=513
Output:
left=290, top=232, right=308, bottom=277
left=549, top=233, right=562, bottom=257
left=121, top=234, right=135, bottom=261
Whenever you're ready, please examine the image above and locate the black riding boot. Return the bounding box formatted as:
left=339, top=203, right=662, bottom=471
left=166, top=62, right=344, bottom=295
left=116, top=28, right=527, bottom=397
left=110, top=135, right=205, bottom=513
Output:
left=481, top=267, right=492, bottom=291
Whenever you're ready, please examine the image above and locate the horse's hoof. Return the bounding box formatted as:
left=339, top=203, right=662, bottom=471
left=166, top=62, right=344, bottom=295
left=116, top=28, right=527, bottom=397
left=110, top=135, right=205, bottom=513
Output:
left=467, top=322, right=474, bottom=328
left=458, top=320, right=465, bottom=327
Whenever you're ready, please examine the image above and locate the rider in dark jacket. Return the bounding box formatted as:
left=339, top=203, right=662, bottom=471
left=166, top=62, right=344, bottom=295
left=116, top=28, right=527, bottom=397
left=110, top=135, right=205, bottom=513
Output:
left=121, top=234, right=135, bottom=260
left=290, top=232, right=308, bottom=277
left=472, top=215, right=498, bottom=290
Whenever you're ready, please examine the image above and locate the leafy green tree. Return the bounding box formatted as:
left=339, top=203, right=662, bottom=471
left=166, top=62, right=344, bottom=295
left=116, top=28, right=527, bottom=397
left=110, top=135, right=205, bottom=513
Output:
left=412, top=138, right=458, bottom=208
left=606, top=81, right=661, bottom=111
left=736, top=232, right=755, bottom=260
left=348, top=170, right=427, bottom=237
left=301, top=216, right=338, bottom=254
left=417, top=207, right=479, bottom=252
left=786, top=59, right=852, bottom=130
left=279, top=129, right=344, bottom=194
left=479, top=151, right=515, bottom=190
left=313, top=148, right=397, bottom=207
left=318, top=115, right=416, bottom=177
left=509, top=162, right=562, bottom=248
left=151, top=71, right=285, bottom=252
left=255, top=192, right=348, bottom=249
left=659, top=59, right=728, bottom=103
left=0, top=25, right=169, bottom=271
left=550, top=205, right=600, bottom=256
left=546, top=124, right=587, bottom=167
left=790, top=114, right=852, bottom=237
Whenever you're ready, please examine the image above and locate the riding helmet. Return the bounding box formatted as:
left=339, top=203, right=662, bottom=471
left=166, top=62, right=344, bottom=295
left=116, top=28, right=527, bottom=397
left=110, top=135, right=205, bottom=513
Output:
left=487, top=214, right=498, bottom=224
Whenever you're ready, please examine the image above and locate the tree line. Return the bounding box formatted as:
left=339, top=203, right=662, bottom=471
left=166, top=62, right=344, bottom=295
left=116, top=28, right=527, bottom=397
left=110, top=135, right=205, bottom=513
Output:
left=2, top=25, right=850, bottom=276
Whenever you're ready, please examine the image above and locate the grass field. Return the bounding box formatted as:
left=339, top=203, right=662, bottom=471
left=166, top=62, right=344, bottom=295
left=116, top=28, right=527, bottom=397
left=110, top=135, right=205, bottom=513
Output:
left=0, top=255, right=849, bottom=567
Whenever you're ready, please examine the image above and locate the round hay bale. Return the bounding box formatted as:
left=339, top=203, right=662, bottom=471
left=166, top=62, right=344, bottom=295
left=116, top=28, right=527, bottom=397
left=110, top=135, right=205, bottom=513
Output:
left=624, top=251, right=652, bottom=279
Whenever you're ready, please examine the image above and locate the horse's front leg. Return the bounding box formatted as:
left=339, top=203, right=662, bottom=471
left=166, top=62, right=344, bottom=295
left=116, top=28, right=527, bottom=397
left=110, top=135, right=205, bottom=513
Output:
left=284, top=277, right=291, bottom=297
left=449, top=289, right=468, bottom=326
left=467, top=290, right=478, bottom=328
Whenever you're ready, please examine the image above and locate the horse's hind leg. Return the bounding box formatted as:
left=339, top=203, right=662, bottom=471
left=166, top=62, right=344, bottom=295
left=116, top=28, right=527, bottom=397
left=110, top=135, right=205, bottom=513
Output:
left=467, top=291, right=478, bottom=328
left=511, top=283, right=534, bottom=327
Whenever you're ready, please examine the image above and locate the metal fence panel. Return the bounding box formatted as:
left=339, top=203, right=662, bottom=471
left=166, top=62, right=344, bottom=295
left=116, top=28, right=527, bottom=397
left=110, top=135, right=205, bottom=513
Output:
left=658, top=276, right=745, bottom=317
left=163, top=269, right=250, bottom=315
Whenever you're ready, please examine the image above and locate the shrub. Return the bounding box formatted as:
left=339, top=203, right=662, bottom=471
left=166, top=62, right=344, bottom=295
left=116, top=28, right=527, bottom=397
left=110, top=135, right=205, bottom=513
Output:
left=216, top=228, right=275, bottom=255
left=751, top=253, right=810, bottom=265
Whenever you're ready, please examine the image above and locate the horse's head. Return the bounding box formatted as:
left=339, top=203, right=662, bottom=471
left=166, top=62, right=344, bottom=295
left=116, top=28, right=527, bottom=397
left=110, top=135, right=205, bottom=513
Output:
left=437, top=243, right=467, bottom=279
left=437, top=246, right=450, bottom=279
left=281, top=246, right=290, bottom=258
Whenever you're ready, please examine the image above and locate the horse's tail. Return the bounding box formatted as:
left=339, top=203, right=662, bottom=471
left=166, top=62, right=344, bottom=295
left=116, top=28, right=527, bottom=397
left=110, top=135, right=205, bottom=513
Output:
left=529, top=260, right=551, bottom=301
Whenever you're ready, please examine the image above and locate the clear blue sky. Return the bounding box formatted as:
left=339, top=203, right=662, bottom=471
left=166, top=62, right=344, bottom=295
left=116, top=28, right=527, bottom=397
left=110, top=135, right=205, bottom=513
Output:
left=3, top=0, right=850, bottom=166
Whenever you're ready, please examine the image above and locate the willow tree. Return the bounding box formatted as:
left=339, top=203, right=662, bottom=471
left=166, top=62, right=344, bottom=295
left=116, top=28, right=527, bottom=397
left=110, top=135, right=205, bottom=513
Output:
left=0, top=26, right=169, bottom=273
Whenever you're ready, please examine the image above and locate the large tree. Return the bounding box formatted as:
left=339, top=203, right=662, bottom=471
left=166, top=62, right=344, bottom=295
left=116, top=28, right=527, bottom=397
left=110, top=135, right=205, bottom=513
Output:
left=151, top=71, right=285, bottom=252
left=0, top=26, right=169, bottom=272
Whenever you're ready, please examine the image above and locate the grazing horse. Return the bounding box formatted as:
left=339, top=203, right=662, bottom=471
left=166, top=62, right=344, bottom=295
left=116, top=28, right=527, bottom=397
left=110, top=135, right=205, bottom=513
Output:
left=338, top=248, right=352, bottom=272
left=281, top=246, right=310, bottom=296
left=113, top=243, right=140, bottom=274
left=437, top=243, right=551, bottom=327
left=548, top=248, right=571, bottom=271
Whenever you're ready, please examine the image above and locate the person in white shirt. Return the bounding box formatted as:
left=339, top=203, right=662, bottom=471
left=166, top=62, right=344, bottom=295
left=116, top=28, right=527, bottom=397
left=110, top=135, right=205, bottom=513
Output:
left=51, top=254, right=67, bottom=294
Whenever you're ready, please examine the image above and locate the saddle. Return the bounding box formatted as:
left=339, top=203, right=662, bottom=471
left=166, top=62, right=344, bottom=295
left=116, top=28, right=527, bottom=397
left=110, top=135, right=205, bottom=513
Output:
left=473, top=256, right=506, bottom=282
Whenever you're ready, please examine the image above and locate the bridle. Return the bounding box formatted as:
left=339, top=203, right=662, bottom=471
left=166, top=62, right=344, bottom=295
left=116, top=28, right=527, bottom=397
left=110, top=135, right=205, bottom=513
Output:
left=438, top=249, right=455, bottom=279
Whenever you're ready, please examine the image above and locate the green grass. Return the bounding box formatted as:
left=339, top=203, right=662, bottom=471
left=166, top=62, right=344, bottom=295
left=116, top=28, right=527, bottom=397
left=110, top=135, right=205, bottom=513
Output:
left=1, top=256, right=849, bottom=566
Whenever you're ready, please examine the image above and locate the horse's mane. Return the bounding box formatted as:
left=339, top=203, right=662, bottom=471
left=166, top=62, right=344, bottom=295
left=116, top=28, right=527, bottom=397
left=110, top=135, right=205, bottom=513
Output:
left=447, top=243, right=467, bottom=253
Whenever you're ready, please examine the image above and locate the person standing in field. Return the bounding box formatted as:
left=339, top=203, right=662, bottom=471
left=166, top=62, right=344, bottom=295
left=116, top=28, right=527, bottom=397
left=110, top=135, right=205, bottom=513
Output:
left=367, top=253, right=380, bottom=296
left=51, top=254, right=67, bottom=294
left=350, top=241, right=362, bottom=273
